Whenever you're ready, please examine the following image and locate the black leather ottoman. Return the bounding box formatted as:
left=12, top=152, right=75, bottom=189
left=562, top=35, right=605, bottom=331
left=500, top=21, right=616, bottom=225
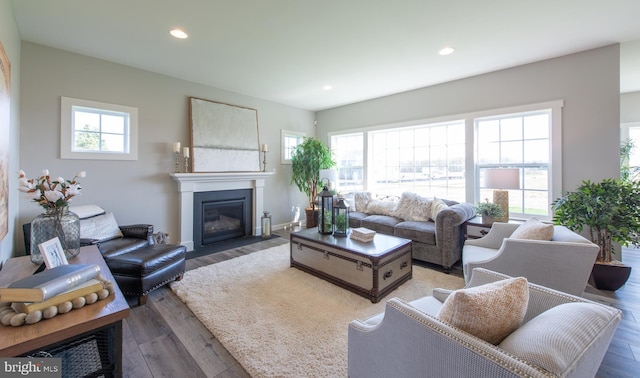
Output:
left=105, top=244, right=187, bottom=305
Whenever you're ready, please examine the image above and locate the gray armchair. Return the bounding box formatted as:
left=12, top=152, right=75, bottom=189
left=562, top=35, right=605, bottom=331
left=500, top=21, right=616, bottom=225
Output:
left=348, top=268, right=622, bottom=378
left=462, top=223, right=599, bottom=296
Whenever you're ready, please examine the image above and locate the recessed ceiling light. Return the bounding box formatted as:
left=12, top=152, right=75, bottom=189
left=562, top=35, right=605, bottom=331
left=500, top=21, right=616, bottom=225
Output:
left=322, top=85, right=333, bottom=91
left=170, top=28, right=188, bottom=39
left=438, top=47, right=455, bottom=56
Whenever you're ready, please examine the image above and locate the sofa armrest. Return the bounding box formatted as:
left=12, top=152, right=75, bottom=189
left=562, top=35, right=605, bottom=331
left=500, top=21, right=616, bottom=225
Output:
left=119, top=224, right=154, bottom=243
left=433, top=203, right=476, bottom=269
left=348, top=297, right=547, bottom=378
left=80, top=238, right=99, bottom=246
left=464, top=222, right=520, bottom=249
left=464, top=238, right=599, bottom=296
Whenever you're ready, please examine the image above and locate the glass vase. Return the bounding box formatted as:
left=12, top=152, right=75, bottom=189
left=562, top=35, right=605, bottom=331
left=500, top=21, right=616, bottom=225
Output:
left=30, top=207, right=81, bottom=264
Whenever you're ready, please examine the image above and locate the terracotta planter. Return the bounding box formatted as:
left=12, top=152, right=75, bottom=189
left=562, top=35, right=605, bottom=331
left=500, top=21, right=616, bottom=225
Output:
left=590, top=262, right=632, bottom=291
left=305, top=207, right=318, bottom=228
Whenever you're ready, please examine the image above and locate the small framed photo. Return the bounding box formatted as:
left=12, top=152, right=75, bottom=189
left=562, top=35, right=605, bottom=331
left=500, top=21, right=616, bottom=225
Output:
left=39, top=237, right=69, bottom=269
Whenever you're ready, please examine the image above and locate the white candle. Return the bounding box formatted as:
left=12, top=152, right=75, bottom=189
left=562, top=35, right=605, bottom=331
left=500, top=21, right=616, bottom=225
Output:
left=173, top=142, right=181, bottom=153
left=183, top=146, right=190, bottom=158
left=261, top=143, right=268, bottom=152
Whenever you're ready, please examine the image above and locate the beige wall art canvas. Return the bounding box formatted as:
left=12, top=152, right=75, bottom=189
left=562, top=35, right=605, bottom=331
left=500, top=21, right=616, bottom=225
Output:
left=0, top=39, right=10, bottom=242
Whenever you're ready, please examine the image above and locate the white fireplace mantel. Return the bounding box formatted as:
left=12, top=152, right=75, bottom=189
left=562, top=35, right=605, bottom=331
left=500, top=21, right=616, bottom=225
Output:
left=170, top=172, right=274, bottom=251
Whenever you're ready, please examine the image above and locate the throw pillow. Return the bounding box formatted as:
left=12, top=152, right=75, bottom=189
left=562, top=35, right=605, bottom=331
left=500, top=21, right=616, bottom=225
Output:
left=364, top=199, right=399, bottom=216
left=499, top=302, right=618, bottom=376
left=429, top=197, right=448, bottom=221
left=80, top=212, right=124, bottom=242
left=353, top=192, right=373, bottom=213
left=390, top=192, right=432, bottom=221
left=437, top=277, right=529, bottom=344
left=510, top=218, right=554, bottom=240
left=68, top=204, right=106, bottom=220
left=341, top=193, right=356, bottom=212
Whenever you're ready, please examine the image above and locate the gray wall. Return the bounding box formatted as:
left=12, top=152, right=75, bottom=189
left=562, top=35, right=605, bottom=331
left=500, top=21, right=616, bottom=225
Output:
left=621, top=91, right=640, bottom=123
left=315, top=45, right=621, bottom=194
left=16, top=42, right=313, bottom=256
left=0, top=0, right=21, bottom=263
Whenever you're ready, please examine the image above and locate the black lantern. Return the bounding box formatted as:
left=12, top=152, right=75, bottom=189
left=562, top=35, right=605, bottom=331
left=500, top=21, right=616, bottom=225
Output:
left=317, top=184, right=334, bottom=234
left=333, top=197, right=350, bottom=236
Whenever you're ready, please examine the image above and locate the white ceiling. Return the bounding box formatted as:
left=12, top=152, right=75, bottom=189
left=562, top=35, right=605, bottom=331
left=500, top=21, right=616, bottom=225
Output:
left=10, top=0, right=640, bottom=111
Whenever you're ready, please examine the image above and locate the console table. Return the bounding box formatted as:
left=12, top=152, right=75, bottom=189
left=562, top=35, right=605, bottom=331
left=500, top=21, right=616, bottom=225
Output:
left=0, top=245, right=130, bottom=376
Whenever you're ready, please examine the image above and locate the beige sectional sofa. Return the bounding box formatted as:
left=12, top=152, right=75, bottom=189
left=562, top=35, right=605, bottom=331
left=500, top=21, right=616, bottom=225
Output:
left=343, top=191, right=476, bottom=272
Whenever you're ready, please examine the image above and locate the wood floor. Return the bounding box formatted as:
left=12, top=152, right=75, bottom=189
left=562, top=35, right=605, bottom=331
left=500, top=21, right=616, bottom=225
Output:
left=122, top=231, right=640, bottom=377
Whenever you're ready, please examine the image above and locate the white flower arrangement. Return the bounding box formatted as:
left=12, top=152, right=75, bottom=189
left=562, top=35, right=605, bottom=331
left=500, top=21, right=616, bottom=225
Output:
left=18, top=169, right=86, bottom=210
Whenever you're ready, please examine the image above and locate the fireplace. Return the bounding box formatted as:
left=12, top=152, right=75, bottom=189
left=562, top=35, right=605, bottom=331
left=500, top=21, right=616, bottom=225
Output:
left=171, top=172, right=274, bottom=252
left=193, top=189, right=252, bottom=251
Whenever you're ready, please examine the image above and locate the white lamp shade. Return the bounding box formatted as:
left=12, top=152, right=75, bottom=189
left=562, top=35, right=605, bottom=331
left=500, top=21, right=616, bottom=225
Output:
left=483, top=168, right=520, bottom=189
left=319, top=168, right=339, bottom=191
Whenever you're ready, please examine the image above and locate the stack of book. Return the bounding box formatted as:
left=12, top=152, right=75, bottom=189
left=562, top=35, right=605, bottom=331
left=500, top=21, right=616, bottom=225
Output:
left=350, top=227, right=376, bottom=242
left=0, top=264, right=103, bottom=314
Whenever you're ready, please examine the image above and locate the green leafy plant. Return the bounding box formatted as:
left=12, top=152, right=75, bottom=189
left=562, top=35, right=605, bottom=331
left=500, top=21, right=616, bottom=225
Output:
left=552, top=178, right=640, bottom=262
left=475, top=199, right=505, bottom=218
left=334, top=212, right=348, bottom=232
left=620, top=139, right=640, bottom=182
left=290, top=137, right=336, bottom=209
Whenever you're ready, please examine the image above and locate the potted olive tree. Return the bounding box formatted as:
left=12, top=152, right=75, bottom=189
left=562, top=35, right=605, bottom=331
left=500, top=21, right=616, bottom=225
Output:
left=475, top=199, right=505, bottom=225
left=290, top=137, right=335, bottom=228
left=552, top=178, right=640, bottom=290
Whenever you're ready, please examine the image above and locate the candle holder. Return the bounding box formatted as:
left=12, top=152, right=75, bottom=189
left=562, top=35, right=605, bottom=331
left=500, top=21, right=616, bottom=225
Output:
left=174, top=151, right=180, bottom=173
left=184, top=155, right=190, bottom=173
left=262, top=150, right=267, bottom=172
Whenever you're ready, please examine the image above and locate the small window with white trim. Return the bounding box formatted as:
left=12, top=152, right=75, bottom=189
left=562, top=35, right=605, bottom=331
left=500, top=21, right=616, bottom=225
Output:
left=61, top=97, right=138, bottom=160
left=281, top=129, right=306, bottom=164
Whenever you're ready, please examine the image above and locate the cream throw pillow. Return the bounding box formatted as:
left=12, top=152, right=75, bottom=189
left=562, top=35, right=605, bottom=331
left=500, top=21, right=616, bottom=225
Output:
left=364, top=199, right=398, bottom=216
left=80, top=212, right=123, bottom=242
left=429, top=197, right=448, bottom=221
left=353, top=192, right=373, bottom=213
left=510, top=218, right=554, bottom=240
left=437, top=277, right=529, bottom=344
left=390, top=192, right=432, bottom=221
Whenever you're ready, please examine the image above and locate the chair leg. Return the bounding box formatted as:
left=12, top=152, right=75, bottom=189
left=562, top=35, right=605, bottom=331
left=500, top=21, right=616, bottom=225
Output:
left=175, top=274, right=184, bottom=282
left=138, top=294, right=148, bottom=306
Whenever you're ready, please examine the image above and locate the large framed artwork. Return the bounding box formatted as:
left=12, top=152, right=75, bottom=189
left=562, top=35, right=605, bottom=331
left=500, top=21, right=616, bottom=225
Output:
left=0, top=39, right=10, bottom=242
left=189, top=97, right=261, bottom=172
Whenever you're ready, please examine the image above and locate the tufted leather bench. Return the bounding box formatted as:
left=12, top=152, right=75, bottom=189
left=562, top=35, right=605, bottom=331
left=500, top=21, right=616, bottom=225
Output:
left=104, top=243, right=186, bottom=305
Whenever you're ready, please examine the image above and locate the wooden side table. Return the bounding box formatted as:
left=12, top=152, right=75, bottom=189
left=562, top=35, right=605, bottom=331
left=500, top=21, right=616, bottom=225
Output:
left=0, top=245, right=130, bottom=376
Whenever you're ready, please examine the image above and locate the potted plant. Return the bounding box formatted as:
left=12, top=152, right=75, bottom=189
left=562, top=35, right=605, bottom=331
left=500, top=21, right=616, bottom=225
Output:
left=552, top=178, right=640, bottom=290
left=290, top=137, right=336, bottom=228
left=475, top=199, right=505, bottom=225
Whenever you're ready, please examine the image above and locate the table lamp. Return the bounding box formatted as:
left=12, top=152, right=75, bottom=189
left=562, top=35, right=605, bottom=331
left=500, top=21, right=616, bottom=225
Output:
left=483, top=168, right=520, bottom=222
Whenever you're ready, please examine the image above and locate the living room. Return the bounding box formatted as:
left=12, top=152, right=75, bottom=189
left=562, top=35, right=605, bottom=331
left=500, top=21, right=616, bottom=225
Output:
left=1, top=1, right=640, bottom=376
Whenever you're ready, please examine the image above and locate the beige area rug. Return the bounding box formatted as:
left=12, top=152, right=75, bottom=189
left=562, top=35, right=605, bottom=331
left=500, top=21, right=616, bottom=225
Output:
left=170, top=243, right=464, bottom=377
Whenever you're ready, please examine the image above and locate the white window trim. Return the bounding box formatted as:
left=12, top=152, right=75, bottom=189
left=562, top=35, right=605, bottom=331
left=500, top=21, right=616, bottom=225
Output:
left=61, top=96, right=138, bottom=160
left=281, top=129, right=306, bottom=164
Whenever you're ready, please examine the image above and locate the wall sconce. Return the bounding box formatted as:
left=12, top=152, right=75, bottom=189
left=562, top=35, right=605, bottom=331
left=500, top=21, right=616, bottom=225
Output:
left=483, top=168, right=520, bottom=222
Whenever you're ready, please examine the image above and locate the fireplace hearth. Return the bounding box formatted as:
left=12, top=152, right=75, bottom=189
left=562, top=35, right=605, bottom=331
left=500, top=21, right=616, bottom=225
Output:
left=194, top=189, right=252, bottom=251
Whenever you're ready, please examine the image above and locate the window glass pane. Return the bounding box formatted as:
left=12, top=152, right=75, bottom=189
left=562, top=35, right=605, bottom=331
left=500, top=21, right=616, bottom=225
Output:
left=523, top=140, right=549, bottom=163
left=74, top=131, right=100, bottom=151
left=500, top=117, right=522, bottom=141
left=523, top=167, right=548, bottom=190
left=74, top=111, right=99, bottom=132
left=524, top=114, right=549, bottom=139
left=102, top=134, right=125, bottom=152
left=101, top=114, right=126, bottom=134
left=331, top=133, right=364, bottom=192
left=501, top=141, right=523, bottom=163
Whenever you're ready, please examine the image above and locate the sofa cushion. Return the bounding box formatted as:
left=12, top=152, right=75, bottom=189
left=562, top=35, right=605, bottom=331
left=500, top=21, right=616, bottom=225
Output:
left=69, top=204, right=106, bottom=219
left=509, top=217, right=554, bottom=240
left=429, top=197, right=449, bottom=221
left=364, top=199, right=398, bottom=216
left=361, top=215, right=401, bottom=235
left=394, top=221, right=436, bottom=245
left=499, top=302, right=618, bottom=376
left=80, top=212, right=124, bottom=243
left=353, top=192, right=373, bottom=213
left=437, top=277, right=529, bottom=344
left=390, top=192, right=432, bottom=221
left=348, top=211, right=367, bottom=228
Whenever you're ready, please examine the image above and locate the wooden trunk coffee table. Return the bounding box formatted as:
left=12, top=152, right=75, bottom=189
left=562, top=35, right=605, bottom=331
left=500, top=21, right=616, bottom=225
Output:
left=290, top=228, right=412, bottom=303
